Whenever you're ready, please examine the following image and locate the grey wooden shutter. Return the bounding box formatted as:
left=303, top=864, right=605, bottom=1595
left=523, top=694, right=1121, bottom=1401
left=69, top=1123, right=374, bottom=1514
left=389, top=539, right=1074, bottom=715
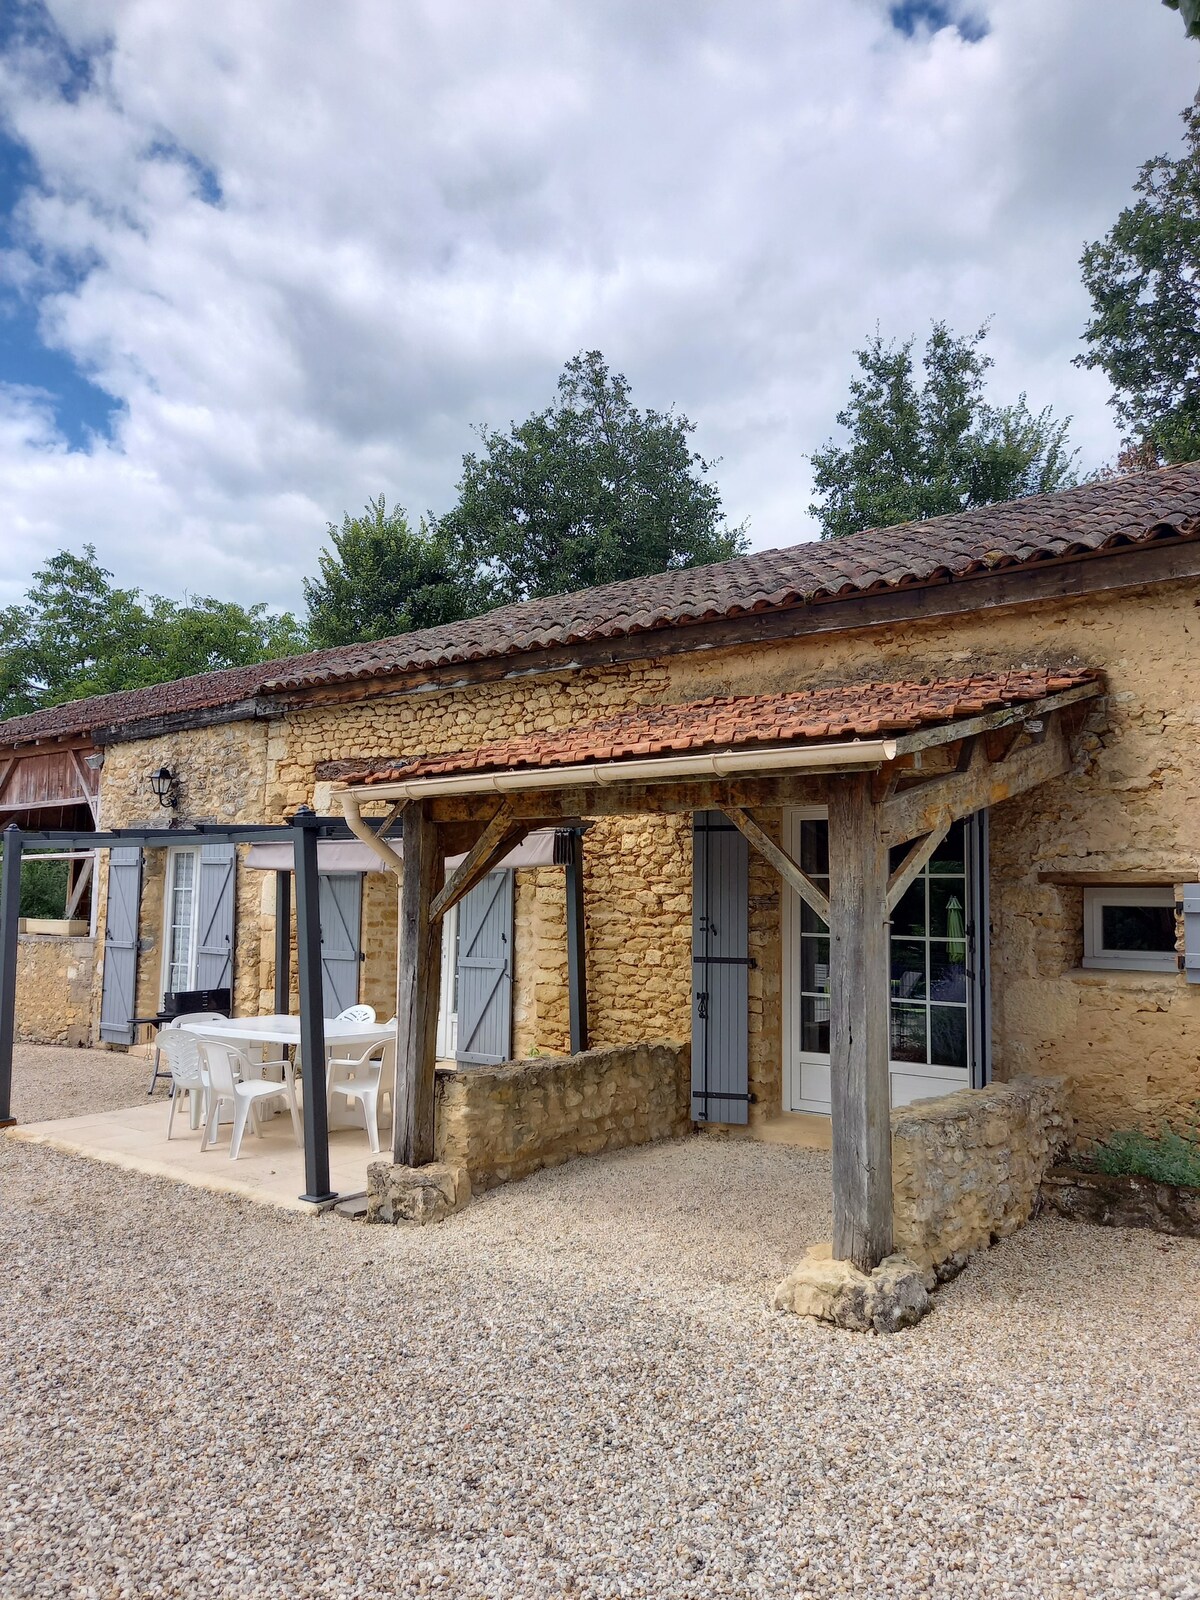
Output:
left=456, top=869, right=514, bottom=1066
left=195, top=843, right=236, bottom=991
left=1184, top=885, right=1200, bottom=985
left=319, top=872, right=363, bottom=1017
left=99, top=848, right=143, bottom=1044
left=692, top=812, right=750, bottom=1125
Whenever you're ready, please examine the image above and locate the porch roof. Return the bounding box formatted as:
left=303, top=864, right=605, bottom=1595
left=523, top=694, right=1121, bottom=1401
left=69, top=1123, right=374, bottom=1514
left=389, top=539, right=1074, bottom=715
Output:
left=339, top=669, right=1100, bottom=798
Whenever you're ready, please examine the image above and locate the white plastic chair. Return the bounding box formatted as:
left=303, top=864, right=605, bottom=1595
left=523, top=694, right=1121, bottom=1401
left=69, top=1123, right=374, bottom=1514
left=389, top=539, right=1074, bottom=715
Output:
left=334, top=1004, right=376, bottom=1024
left=327, top=1035, right=394, bottom=1154
left=156, top=1029, right=208, bottom=1138
left=148, top=1011, right=226, bottom=1095
left=198, top=1037, right=303, bottom=1160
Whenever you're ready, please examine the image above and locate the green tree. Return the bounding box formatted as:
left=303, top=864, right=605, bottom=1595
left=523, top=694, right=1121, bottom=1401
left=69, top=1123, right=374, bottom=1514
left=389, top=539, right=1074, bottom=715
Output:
left=435, top=351, right=746, bottom=606
left=303, top=497, right=476, bottom=649
left=810, top=323, right=1080, bottom=540
left=0, top=545, right=305, bottom=721
left=1163, top=0, right=1200, bottom=40
left=1077, top=105, right=1200, bottom=464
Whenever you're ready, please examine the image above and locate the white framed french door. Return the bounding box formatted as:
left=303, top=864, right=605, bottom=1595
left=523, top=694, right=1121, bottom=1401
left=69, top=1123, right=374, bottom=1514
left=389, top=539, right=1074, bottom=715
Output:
left=783, top=806, right=990, bottom=1115
left=435, top=902, right=460, bottom=1059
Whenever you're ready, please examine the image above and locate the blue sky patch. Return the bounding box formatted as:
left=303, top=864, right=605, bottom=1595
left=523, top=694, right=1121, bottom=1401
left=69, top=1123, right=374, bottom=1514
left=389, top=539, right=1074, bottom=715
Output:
left=889, top=2, right=989, bottom=42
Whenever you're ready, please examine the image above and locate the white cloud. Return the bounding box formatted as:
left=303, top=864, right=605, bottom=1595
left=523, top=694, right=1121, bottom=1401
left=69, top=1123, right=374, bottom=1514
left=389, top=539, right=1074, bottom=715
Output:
left=0, top=0, right=1194, bottom=610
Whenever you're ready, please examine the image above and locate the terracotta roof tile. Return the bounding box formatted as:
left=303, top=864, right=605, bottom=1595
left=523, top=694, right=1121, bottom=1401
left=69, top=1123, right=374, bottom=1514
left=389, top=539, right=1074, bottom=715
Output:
left=350, top=669, right=1100, bottom=787
left=1, top=463, right=1193, bottom=747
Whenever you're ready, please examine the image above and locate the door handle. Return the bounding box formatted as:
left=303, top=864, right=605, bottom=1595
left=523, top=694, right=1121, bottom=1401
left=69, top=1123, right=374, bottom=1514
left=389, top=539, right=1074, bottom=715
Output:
left=697, top=991, right=709, bottom=1021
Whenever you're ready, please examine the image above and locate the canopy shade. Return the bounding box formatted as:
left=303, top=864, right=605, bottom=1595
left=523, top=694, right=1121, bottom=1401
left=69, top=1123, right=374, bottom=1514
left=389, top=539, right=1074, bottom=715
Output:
left=245, top=830, right=560, bottom=874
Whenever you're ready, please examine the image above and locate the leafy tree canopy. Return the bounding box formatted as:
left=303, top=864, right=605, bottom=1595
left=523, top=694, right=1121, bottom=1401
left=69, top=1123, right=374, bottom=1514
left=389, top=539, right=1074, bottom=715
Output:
left=303, top=497, right=478, bottom=649
left=0, top=545, right=305, bottom=721
left=1077, top=104, right=1200, bottom=464
left=434, top=351, right=746, bottom=607
left=1163, top=0, right=1200, bottom=40
left=810, top=322, right=1081, bottom=540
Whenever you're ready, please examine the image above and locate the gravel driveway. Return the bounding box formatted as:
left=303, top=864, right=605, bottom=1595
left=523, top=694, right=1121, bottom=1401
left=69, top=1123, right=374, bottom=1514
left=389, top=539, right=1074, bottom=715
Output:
left=3, top=1044, right=1199, bottom=1599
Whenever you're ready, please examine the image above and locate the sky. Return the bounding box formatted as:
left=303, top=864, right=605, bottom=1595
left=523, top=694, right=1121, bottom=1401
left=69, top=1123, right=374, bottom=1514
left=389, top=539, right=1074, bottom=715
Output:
left=0, top=0, right=1195, bottom=616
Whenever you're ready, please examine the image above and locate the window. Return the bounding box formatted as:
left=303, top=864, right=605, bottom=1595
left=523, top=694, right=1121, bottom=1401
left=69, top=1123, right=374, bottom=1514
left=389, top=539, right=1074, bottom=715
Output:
left=1083, top=886, right=1177, bottom=973
left=887, top=818, right=971, bottom=1071
left=162, top=848, right=199, bottom=994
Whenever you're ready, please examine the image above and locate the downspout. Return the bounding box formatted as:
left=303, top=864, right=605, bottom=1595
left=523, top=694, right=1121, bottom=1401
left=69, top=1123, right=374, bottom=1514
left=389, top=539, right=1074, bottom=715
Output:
left=339, top=793, right=406, bottom=876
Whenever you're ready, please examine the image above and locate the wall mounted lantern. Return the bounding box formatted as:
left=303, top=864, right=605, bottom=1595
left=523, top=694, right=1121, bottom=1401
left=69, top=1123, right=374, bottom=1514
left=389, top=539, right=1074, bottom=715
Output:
left=149, top=765, right=179, bottom=809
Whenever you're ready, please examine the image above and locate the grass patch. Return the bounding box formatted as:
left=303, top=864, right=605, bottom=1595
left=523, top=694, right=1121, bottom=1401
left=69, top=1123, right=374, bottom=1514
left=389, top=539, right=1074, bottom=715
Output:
left=1089, top=1122, right=1200, bottom=1189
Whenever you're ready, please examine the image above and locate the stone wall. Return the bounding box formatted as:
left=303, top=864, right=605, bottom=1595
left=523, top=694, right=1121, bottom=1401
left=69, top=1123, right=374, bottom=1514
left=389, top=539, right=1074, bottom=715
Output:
left=433, top=1040, right=691, bottom=1189
left=891, top=1076, right=1072, bottom=1269
left=15, top=935, right=94, bottom=1046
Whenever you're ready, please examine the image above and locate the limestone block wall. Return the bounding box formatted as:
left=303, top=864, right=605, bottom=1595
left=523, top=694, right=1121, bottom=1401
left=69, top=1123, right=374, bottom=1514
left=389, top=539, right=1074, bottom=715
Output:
left=15, top=935, right=94, bottom=1046
left=433, top=1040, right=691, bottom=1189
left=268, top=663, right=692, bottom=1054
left=891, top=1076, right=1072, bottom=1268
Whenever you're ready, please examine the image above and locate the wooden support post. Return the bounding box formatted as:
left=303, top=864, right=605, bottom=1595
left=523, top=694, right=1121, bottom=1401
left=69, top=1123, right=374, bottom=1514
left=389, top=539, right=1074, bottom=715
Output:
left=292, top=809, right=333, bottom=1204
left=827, top=775, right=892, bottom=1272
left=273, top=869, right=292, bottom=1016
left=565, top=829, right=588, bottom=1054
left=394, top=800, right=443, bottom=1167
left=0, top=825, right=22, bottom=1127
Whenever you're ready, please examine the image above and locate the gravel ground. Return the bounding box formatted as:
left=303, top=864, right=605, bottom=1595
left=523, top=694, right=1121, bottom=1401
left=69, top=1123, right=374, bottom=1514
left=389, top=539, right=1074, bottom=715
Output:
left=3, top=1045, right=1200, bottom=1599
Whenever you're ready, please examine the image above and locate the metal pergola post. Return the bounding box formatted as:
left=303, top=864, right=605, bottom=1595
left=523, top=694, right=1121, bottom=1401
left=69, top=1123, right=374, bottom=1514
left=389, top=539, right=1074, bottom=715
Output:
left=291, top=808, right=333, bottom=1204
left=273, top=869, right=292, bottom=1016
left=0, top=825, right=23, bottom=1127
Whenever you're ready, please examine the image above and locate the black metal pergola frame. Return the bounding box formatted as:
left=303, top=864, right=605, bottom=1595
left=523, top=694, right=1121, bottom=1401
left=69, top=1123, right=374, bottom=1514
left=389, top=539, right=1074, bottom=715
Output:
left=0, top=806, right=400, bottom=1206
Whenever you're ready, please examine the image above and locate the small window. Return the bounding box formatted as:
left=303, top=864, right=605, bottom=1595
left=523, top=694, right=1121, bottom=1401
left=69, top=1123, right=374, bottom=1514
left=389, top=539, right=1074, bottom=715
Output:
left=1083, top=886, right=1178, bottom=973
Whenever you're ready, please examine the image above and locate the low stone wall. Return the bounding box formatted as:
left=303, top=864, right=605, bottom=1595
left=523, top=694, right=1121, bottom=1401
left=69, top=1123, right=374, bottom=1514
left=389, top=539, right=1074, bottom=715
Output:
left=15, top=935, right=95, bottom=1047
left=434, top=1040, right=691, bottom=1190
left=1041, top=1166, right=1200, bottom=1238
left=891, top=1076, right=1072, bottom=1269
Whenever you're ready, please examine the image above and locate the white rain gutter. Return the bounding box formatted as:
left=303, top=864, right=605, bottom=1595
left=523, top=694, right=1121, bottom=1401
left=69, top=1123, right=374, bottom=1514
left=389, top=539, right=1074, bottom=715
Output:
left=338, top=736, right=898, bottom=804
left=339, top=792, right=406, bottom=875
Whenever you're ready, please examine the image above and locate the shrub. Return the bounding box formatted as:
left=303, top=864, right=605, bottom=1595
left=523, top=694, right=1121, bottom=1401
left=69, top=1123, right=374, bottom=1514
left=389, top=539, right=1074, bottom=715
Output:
left=1089, top=1120, right=1200, bottom=1189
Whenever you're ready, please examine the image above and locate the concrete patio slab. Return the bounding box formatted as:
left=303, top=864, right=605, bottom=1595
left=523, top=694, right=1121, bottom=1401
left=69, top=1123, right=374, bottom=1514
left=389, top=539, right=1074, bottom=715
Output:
left=5, top=1100, right=375, bottom=1213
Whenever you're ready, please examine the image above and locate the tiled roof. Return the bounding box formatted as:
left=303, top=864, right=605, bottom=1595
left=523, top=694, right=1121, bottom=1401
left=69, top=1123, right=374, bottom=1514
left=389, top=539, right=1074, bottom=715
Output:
left=1, top=463, right=1195, bottom=748
left=263, top=464, right=1200, bottom=694
left=350, top=670, right=1099, bottom=787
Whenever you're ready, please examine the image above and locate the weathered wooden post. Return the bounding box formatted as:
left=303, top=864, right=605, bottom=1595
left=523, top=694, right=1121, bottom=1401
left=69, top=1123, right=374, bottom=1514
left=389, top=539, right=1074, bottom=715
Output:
left=0, top=824, right=23, bottom=1128
left=393, top=800, right=443, bottom=1166
left=827, top=774, right=893, bottom=1271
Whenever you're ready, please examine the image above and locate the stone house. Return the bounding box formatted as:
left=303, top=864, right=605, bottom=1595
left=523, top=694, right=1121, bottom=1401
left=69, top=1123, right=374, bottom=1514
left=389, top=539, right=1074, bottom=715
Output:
left=3, top=465, right=1200, bottom=1254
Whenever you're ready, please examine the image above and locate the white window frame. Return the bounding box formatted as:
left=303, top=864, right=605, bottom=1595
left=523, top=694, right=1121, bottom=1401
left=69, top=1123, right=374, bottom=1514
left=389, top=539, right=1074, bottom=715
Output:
left=435, top=901, right=460, bottom=1059
left=160, top=845, right=201, bottom=996
left=1082, top=885, right=1178, bottom=973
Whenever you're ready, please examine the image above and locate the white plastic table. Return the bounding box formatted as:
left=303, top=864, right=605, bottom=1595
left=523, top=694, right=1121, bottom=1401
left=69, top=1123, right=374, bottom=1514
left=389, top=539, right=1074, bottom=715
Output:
left=178, top=1016, right=396, bottom=1051
left=178, top=1016, right=396, bottom=1132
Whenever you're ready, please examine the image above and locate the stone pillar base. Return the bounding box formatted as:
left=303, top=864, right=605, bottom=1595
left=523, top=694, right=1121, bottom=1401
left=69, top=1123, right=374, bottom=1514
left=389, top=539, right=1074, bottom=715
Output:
left=366, top=1161, right=471, bottom=1225
left=773, top=1242, right=934, bottom=1334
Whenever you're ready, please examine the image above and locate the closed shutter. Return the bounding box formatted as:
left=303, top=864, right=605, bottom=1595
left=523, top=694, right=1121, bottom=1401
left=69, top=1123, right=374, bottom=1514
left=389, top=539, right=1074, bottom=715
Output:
left=195, top=844, right=236, bottom=991
left=692, top=812, right=750, bottom=1125
left=99, top=848, right=143, bottom=1044
left=1184, top=885, right=1200, bottom=985
left=455, top=870, right=514, bottom=1066
left=319, top=872, right=363, bottom=1017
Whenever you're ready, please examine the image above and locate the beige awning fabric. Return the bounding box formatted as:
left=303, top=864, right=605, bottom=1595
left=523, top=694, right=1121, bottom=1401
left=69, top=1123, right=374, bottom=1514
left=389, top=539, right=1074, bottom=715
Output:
left=245, top=830, right=560, bottom=874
